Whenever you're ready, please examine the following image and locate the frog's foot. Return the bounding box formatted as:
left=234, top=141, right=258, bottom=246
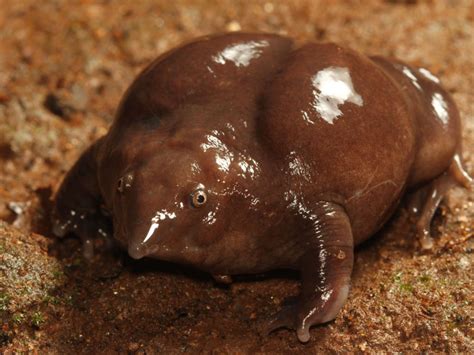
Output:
left=414, top=152, right=472, bottom=250
left=267, top=201, right=354, bottom=342
left=266, top=297, right=298, bottom=334
left=451, top=152, right=473, bottom=189
left=52, top=208, right=112, bottom=259
left=266, top=284, right=350, bottom=342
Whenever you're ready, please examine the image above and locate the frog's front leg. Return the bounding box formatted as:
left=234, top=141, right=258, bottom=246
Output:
left=268, top=201, right=354, bottom=342
left=52, top=138, right=111, bottom=258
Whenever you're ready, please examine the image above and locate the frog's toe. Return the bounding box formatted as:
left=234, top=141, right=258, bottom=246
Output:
left=417, top=228, right=434, bottom=250
left=266, top=302, right=314, bottom=342
left=52, top=215, right=73, bottom=238
left=413, top=152, right=472, bottom=250
left=266, top=303, right=297, bottom=335
left=296, top=322, right=311, bottom=343
left=52, top=220, right=67, bottom=237
left=81, top=237, right=95, bottom=259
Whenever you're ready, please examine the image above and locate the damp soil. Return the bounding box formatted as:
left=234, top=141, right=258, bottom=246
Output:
left=0, top=0, right=473, bottom=353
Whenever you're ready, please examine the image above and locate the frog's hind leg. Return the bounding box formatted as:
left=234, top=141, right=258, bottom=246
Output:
left=414, top=151, right=472, bottom=250
left=451, top=152, right=473, bottom=188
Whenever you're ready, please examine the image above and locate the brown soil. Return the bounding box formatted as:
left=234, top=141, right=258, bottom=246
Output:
left=0, top=0, right=473, bottom=353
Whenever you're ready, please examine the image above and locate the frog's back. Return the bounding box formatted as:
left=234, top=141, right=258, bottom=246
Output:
left=261, top=43, right=418, bottom=243
left=100, top=33, right=295, bottom=159
left=110, top=33, right=293, bottom=130
left=371, top=56, right=462, bottom=186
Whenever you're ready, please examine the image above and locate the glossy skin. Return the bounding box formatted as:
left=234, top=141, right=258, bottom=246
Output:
left=52, top=33, right=472, bottom=342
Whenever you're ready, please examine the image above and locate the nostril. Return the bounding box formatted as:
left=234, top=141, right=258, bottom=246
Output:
left=117, top=178, right=125, bottom=193
left=118, top=173, right=134, bottom=193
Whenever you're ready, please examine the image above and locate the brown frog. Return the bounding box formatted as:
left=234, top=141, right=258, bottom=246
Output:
left=52, top=33, right=472, bottom=342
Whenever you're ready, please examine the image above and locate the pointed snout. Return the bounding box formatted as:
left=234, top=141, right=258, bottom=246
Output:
left=128, top=243, right=147, bottom=260
left=127, top=223, right=160, bottom=259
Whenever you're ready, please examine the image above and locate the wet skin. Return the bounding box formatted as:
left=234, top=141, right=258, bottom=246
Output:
left=52, top=33, right=472, bottom=342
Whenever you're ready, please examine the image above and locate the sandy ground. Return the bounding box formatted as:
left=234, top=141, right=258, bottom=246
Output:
left=0, top=0, right=473, bottom=353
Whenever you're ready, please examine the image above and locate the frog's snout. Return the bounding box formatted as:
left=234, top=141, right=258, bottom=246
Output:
left=128, top=242, right=147, bottom=260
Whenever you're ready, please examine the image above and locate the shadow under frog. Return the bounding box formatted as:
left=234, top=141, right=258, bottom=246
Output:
left=51, top=33, right=472, bottom=342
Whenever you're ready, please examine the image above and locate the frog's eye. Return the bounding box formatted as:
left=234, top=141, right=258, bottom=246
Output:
left=190, top=189, right=207, bottom=207
left=117, top=173, right=134, bottom=193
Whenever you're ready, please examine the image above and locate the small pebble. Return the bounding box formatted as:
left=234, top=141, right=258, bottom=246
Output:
left=458, top=256, right=470, bottom=270
left=128, top=342, right=140, bottom=351
left=226, top=21, right=241, bottom=32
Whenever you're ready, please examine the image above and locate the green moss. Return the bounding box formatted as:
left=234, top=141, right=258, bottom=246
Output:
left=42, top=295, right=60, bottom=305
left=393, top=271, right=403, bottom=283
left=11, top=313, right=24, bottom=325
left=0, top=293, right=10, bottom=312
left=399, top=283, right=414, bottom=293
left=419, top=274, right=431, bottom=283
left=30, top=312, right=44, bottom=328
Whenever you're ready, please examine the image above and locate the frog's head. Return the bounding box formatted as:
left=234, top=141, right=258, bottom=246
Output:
left=112, top=129, right=268, bottom=273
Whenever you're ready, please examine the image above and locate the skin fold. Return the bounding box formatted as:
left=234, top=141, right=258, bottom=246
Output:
left=51, top=33, right=472, bottom=342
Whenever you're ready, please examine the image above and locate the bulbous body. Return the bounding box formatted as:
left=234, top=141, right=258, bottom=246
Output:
left=52, top=33, right=472, bottom=342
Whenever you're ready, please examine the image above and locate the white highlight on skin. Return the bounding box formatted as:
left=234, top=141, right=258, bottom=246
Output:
left=212, top=40, right=269, bottom=67
left=419, top=68, right=440, bottom=83
left=402, top=66, right=422, bottom=90
left=301, top=110, right=315, bottom=125
left=431, top=92, right=449, bottom=124
left=215, top=155, right=232, bottom=172
left=284, top=190, right=318, bottom=221
left=238, top=160, right=249, bottom=171
left=225, top=123, right=237, bottom=140
left=310, top=67, right=363, bottom=124
left=320, top=284, right=349, bottom=323
left=318, top=249, right=328, bottom=279
left=250, top=197, right=260, bottom=206
left=203, top=210, right=217, bottom=225
left=321, top=289, right=333, bottom=302
left=300, top=286, right=334, bottom=341
left=143, top=210, right=177, bottom=243
left=201, top=134, right=234, bottom=172
left=220, top=184, right=260, bottom=211
left=191, top=162, right=201, bottom=174
left=237, top=154, right=260, bottom=179
left=453, top=154, right=473, bottom=184
left=201, top=134, right=259, bottom=178
left=144, top=223, right=159, bottom=244
left=287, top=151, right=312, bottom=182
